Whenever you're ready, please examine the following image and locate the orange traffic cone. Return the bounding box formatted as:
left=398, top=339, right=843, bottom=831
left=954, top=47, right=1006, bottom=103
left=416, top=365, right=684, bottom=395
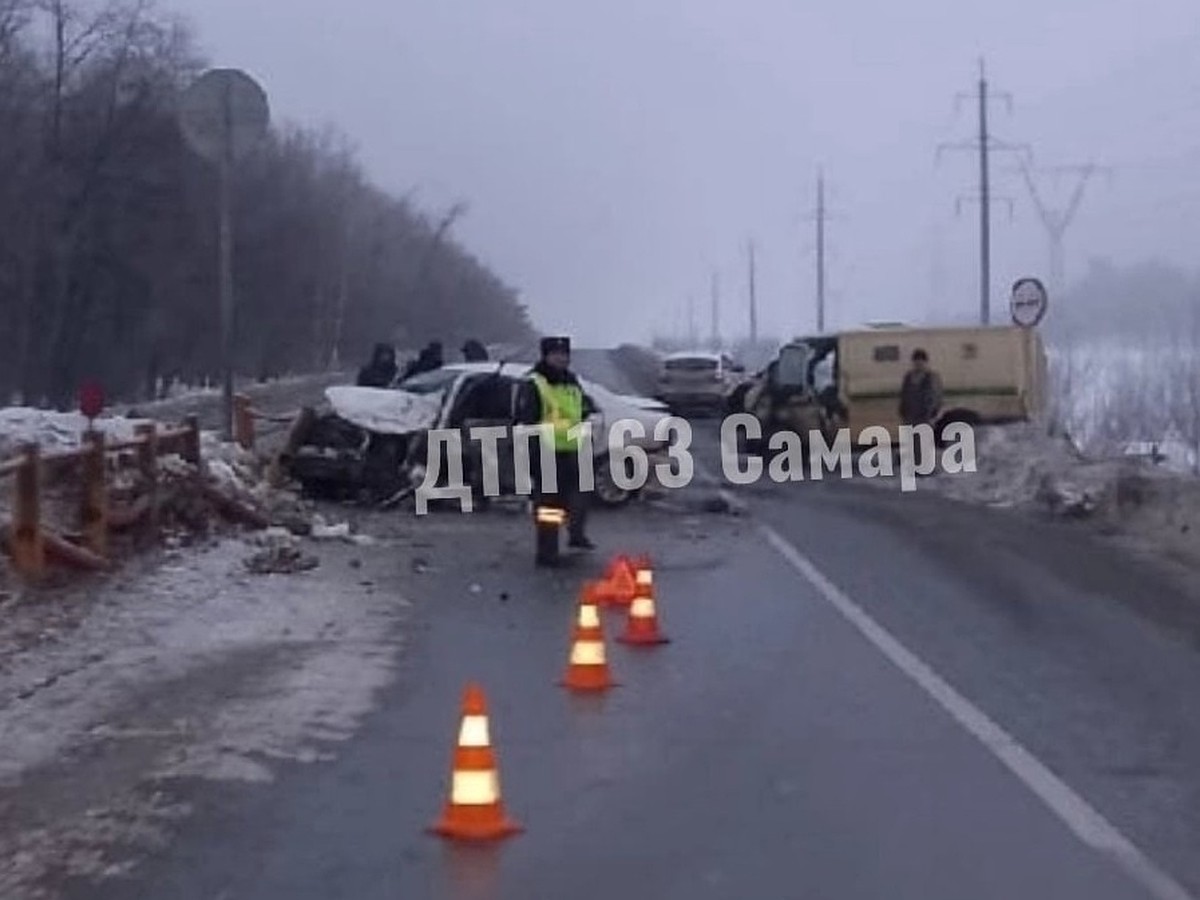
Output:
left=618, top=569, right=669, bottom=646
left=561, top=584, right=615, bottom=691
left=595, top=555, right=637, bottom=606
left=429, top=683, right=522, bottom=841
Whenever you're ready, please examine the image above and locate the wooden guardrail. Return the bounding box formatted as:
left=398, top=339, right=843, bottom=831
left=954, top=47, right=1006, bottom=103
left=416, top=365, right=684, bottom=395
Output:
left=233, top=393, right=304, bottom=451
left=0, top=416, right=202, bottom=580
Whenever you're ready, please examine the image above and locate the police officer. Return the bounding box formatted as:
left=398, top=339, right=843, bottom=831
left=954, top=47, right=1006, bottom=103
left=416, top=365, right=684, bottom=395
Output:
left=516, top=336, right=598, bottom=560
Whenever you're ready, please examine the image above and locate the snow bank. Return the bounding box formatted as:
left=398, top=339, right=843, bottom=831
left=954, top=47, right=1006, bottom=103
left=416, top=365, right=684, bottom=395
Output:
left=926, top=422, right=1200, bottom=567
left=0, top=408, right=149, bottom=460
left=929, top=422, right=1116, bottom=515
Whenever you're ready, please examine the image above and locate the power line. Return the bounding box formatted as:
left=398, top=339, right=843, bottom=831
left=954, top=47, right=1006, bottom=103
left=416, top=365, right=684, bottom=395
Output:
left=937, top=58, right=1028, bottom=325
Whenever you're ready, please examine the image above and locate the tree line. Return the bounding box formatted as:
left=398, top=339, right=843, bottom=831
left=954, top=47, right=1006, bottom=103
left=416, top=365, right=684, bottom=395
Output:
left=0, top=0, right=534, bottom=409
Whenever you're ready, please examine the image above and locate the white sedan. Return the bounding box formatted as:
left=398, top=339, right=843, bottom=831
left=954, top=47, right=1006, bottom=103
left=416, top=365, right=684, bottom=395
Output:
left=322, top=362, right=672, bottom=505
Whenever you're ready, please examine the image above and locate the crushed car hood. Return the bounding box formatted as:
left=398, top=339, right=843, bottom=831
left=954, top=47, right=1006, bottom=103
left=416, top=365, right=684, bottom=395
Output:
left=325, top=386, right=444, bottom=435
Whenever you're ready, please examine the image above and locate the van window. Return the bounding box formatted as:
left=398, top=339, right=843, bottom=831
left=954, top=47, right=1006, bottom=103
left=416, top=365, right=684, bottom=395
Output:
left=872, top=345, right=900, bottom=362
left=776, top=345, right=810, bottom=387
left=664, top=357, right=718, bottom=371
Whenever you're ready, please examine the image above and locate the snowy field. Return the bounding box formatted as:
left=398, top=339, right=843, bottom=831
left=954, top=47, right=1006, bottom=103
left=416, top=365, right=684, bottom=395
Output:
left=1047, top=339, right=1199, bottom=474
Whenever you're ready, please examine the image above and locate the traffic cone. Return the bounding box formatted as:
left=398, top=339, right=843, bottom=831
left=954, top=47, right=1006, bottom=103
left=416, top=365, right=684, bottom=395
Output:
left=561, top=584, right=615, bottom=691
left=632, top=555, right=654, bottom=593
left=618, top=573, right=669, bottom=646
left=429, top=683, right=522, bottom=841
left=595, top=555, right=637, bottom=606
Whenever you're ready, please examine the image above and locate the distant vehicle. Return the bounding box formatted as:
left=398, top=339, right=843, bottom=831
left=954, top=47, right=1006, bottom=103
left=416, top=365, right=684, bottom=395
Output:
left=655, top=351, right=744, bottom=416
left=284, top=361, right=671, bottom=507
left=729, top=324, right=1048, bottom=448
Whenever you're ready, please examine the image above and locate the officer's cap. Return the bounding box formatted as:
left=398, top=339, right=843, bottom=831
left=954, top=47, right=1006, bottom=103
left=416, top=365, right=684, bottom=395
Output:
left=540, top=336, right=570, bottom=356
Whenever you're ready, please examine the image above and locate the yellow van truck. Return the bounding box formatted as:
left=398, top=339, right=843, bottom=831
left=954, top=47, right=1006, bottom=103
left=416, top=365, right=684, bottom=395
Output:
left=731, top=323, right=1047, bottom=445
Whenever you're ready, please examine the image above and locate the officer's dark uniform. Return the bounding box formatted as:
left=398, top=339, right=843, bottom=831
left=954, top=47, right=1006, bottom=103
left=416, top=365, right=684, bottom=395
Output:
left=515, top=336, right=597, bottom=556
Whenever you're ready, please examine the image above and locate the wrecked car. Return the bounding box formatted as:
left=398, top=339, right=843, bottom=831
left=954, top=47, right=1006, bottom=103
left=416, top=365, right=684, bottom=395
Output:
left=282, top=362, right=672, bottom=507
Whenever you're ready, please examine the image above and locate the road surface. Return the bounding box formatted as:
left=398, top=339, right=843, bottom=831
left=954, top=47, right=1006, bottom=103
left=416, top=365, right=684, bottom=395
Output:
left=0, top=350, right=1190, bottom=900
left=6, top=348, right=1194, bottom=899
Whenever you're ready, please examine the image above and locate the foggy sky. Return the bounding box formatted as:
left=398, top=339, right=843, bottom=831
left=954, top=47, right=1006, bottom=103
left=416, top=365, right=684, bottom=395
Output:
left=165, top=0, right=1200, bottom=346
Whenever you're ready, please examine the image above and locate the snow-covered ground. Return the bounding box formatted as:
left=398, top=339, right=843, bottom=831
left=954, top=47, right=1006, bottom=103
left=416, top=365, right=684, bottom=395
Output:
left=1047, top=339, right=1199, bottom=473
left=0, top=408, right=150, bottom=460
left=0, top=520, right=412, bottom=895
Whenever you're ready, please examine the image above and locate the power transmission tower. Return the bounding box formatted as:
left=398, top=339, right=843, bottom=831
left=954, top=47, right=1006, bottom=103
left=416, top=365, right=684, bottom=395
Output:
left=747, top=239, right=758, bottom=345
left=937, top=59, right=1027, bottom=325
left=1014, top=159, right=1108, bottom=295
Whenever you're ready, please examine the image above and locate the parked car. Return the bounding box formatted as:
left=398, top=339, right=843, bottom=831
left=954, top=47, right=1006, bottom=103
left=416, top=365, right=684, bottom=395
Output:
left=284, top=362, right=671, bottom=507
left=655, top=351, right=744, bottom=416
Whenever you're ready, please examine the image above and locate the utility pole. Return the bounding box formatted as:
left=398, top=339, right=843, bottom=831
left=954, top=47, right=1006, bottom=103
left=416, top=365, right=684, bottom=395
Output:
left=1014, top=159, right=1106, bottom=295
left=710, top=270, right=720, bottom=350
left=937, top=59, right=1025, bottom=326
left=747, top=239, right=758, bottom=345
left=816, top=170, right=827, bottom=333
left=687, top=295, right=697, bottom=346
left=977, top=66, right=991, bottom=325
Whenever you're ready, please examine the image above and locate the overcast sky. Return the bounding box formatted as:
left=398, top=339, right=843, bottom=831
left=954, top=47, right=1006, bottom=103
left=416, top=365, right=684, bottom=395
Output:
left=165, top=0, right=1200, bottom=346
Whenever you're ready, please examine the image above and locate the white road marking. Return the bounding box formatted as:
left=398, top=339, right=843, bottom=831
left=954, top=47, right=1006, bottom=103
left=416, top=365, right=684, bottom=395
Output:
left=717, top=486, right=1197, bottom=900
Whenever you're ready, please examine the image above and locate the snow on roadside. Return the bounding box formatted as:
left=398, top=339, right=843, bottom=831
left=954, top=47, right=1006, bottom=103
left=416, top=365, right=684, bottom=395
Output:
left=0, top=534, right=406, bottom=787
left=0, top=408, right=149, bottom=460
left=0, top=527, right=411, bottom=896
left=921, top=421, right=1200, bottom=566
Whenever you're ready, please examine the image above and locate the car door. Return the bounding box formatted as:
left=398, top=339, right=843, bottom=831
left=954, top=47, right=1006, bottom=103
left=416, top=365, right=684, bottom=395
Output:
left=449, top=372, right=521, bottom=496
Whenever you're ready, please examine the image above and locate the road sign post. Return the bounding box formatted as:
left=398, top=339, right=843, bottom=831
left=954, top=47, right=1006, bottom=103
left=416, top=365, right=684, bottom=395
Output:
left=1010, top=277, right=1048, bottom=328
left=179, top=69, right=269, bottom=441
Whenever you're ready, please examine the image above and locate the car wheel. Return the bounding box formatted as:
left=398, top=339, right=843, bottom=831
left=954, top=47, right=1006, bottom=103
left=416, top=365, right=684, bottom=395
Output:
left=592, top=453, right=635, bottom=507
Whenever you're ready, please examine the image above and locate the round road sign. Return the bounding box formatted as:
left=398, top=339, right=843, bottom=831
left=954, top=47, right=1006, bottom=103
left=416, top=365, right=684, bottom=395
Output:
left=1010, top=277, right=1048, bottom=327
left=179, top=68, right=269, bottom=163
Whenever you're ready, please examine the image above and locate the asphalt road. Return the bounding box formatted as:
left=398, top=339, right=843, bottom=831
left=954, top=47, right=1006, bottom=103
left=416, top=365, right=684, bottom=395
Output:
left=53, top=349, right=1200, bottom=900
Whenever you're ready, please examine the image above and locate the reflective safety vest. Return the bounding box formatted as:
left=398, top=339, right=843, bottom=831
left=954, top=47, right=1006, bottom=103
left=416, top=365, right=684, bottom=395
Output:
left=531, top=373, right=584, bottom=452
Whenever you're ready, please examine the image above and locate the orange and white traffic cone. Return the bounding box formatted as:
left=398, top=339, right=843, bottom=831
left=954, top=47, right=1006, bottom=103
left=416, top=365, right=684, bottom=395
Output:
left=561, top=584, right=615, bottom=691
left=595, top=555, right=637, bottom=606
left=429, top=683, right=522, bottom=841
left=618, top=568, right=669, bottom=646
left=631, top=555, right=654, bottom=595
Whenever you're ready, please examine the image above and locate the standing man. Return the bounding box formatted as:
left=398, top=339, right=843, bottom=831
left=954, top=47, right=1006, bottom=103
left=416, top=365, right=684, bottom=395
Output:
left=357, top=343, right=398, bottom=387
left=516, top=336, right=598, bottom=561
left=898, top=348, right=943, bottom=427
left=461, top=339, right=489, bottom=362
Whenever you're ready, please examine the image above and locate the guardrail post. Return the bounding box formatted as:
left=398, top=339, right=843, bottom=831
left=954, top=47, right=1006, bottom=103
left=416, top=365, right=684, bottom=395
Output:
left=234, top=393, right=255, bottom=450
left=182, top=415, right=201, bottom=466
left=136, top=422, right=160, bottom=534
left=12, top=443, right=44, bottom=578
left=81, top=430, right=108, bottom=558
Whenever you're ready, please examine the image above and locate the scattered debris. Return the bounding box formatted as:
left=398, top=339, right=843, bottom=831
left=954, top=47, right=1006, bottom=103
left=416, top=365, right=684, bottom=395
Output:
left=243, top=529, right=318, bottom=575
left=244, top=544, right=319, bottom=576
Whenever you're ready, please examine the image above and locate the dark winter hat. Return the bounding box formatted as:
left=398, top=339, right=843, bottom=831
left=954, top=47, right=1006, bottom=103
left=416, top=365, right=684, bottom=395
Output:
left=911, top=348, right=928, bottom=361
left=540, top=336, right=570, bottom=356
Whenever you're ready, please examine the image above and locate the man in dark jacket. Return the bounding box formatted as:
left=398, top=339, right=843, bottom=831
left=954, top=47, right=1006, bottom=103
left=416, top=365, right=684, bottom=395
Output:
left=356, top=343, right=398, bottom=387
left=898, top=348, right=943, bottom=427
left=515, top=336, right=598, bottom=557
left=461, top=339, right=489, bottom=362
left=400, top=341, right=445, bottom=380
